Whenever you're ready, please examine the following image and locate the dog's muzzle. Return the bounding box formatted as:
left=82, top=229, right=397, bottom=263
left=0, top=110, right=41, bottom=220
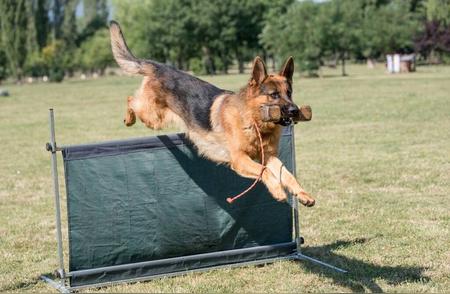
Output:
left=260, top=104, right=312, bottom=125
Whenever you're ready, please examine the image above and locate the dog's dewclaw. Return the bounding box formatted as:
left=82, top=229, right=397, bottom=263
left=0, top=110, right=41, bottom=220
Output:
left=298, top=105, right=312, bottom=121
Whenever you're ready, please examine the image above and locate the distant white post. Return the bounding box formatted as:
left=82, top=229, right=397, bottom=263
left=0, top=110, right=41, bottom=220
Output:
left=386, top=55, right=393, bottom=73
left=393, top=54, right=401, bottom=73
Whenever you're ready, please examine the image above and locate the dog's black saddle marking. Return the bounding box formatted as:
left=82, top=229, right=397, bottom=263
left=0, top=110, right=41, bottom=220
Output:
left=150, top=60, right=230, bottom=131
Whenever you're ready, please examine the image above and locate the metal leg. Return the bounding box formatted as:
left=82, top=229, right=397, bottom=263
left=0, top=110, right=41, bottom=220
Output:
left=48, top=109, right=66, bottom=282
left=289, top=126, right=347, bottom=274
left=294, top=253, right=348, bottom=273
left=40, top=275, right=70, bottom=293
left=289, top=125, right=302, bottom=252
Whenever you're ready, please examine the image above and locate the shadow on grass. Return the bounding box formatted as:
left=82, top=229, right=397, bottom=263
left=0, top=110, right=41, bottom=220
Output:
left=299, top=238, right=430, bottom=292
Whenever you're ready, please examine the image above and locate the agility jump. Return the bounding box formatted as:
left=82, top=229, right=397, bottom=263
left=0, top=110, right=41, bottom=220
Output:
left=41, top=109, right=345, bottom=292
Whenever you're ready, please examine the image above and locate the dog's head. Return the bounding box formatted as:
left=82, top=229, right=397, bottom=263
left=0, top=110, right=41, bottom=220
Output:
left=247, top=56, right=300, bottom=126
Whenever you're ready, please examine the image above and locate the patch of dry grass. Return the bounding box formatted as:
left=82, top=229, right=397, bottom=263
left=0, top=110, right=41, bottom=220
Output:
left=0, top=64, right=449, bottom=292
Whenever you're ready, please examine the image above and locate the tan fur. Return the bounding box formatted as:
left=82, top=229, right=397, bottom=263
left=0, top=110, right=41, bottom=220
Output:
left=125, top=76, right=185, bottom=130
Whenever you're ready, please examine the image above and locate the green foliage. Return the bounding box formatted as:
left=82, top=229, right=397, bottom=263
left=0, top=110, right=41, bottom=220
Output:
left=42, top=41, right=66, bottom=82
left=261, top=0, right=421, bottom=76
left=318, top=0, right=362, bottom=56
left=360, top=0, right=419, bottom=58
left=113, top=0, right=162, bottom=59
left=78, top=0, right=109, bottom=45
left=77, top=29, right=114, bottom=74
left=24, top=51, right=47, bottom=77
left=25, top=0, right=39, bottom=56
left=0, top=0, right=29, bottom=81
left=35, top=0, right=50, bottom=50
left=261, top=1, right=323, bottom=76
left=426, top=0, right=450, bottom=24
left=60, top=0, right=79, bottom=75
left=113, top=0, right=269, bottom=73
left=0, top=0, right=445, bottom=81
left=48, top=67, right=65, bottom=82
left=190, top=0, right=267, bottom=73
left=189, top=58, right=206, bottom=75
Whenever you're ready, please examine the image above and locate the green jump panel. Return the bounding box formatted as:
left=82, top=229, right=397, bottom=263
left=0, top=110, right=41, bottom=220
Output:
left=62, top=128, right=294, bottom=287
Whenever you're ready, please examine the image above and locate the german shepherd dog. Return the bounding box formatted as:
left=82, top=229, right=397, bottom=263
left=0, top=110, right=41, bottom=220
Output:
left=109, top=21, right=315, bottom=207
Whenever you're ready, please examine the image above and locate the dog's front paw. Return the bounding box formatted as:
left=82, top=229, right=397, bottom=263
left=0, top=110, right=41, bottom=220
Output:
left=297, top=192, right=315, bottom=207
left=124, top=109, right=136, bottom=126
left=271, top=188, right=288, bottom=202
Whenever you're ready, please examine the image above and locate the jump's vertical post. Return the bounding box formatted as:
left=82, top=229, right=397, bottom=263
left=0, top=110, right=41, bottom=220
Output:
left=48, top=109, right=65, bottom=283
left=290, top=126, right=302, bottom=253
left=290, top=125, right=348, bottom=274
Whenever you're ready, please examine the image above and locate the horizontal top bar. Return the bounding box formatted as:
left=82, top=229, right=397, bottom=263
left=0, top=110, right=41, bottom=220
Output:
left=60, top=126, right=292, bottom=161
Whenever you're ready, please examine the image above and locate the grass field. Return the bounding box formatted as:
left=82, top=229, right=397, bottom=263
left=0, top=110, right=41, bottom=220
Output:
left=0, top=64, right=449, bottom=292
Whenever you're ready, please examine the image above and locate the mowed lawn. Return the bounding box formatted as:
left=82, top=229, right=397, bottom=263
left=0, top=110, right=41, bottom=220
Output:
left=0, top=65, right=449, bottom=292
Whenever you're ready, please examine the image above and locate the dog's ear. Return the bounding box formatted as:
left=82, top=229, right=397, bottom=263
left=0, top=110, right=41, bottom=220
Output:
left=251, top=56, right=267, bottom=85
left=279, top=56, right=294, bottom=83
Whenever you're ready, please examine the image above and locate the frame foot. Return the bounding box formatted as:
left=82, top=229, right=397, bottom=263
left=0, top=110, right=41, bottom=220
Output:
left=294, top=253, right=348, bottom=273
left=40, top=275, right=70, bottom=293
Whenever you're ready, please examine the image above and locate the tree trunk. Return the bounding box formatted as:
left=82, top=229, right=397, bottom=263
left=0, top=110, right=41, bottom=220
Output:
left=222, top=55, right=228, bottom=74
left=202, top=46, right=215, bottom=75
left=177, top=57, right=183, bottom=70
left=341, top=53, right=347, bottom=76
left=235, top=48, right=244, bottom=74
left=262, top=51, right=268, bottom=64
left=238, top=59, right=244, bottom=74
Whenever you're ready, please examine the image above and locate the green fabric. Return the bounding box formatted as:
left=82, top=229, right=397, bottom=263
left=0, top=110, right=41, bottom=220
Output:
left=63, top=131, right=294, bottom=287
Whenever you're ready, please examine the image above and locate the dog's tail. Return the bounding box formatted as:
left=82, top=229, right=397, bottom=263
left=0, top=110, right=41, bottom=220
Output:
left=109, top=20, right=150, bottom=75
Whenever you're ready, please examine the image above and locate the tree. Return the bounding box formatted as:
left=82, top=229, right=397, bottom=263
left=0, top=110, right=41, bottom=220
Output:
left=35, top=0, right=50, bottom=50
left=113, top=0, right=166, bottom=60
left=61, top=0, right=79, bottom=76
left=359, top=0, right=420, bottom=61
left=25, top=0, right=39, bottom=56
left=227, top=0, right=267, bottom=73
left=317, top=0, right=363, bottom=76
left=191, top=0, right=237, bottom=73
left=52, top=0, right=64, bottom=39
left=83, top=0, right=108, bottom=25
left=0, top=49, right=8, bottom=83
left=24, top=0, right=45, bottom=78
left=0, top=0, right=28, bottom=81
left=42, top=40, right=66, bottom=82
left=260, top=1, right=323, bottom=76
left=415, top=20, right=450, bottom=62
left=77, top=28, right=114, bottom=74
left=78, top=0, right=109, bottom=44
left=260, top=0, right=295, bottom=71
left=113, top=0, right=270, bottom=74
left=151, top=0, right=196, bottom=70
left=425, top=0, right=450, bottom=25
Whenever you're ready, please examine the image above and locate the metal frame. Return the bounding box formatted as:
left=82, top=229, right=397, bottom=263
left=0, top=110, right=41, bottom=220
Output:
left=289, top=125, right=348, bottom=274
left=41, top=109, right=346, bottom=293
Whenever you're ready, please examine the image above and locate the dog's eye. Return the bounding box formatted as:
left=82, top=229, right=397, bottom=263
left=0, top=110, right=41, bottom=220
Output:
left=270, top=92, right=280, bottom=99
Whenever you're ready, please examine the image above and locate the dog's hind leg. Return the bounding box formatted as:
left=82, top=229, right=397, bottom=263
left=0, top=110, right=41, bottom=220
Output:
left=230, top=152, right=288, bottom=201
left=266, top=156, right=315, bottom=207
left=124, top=96, right=136, bottom=126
